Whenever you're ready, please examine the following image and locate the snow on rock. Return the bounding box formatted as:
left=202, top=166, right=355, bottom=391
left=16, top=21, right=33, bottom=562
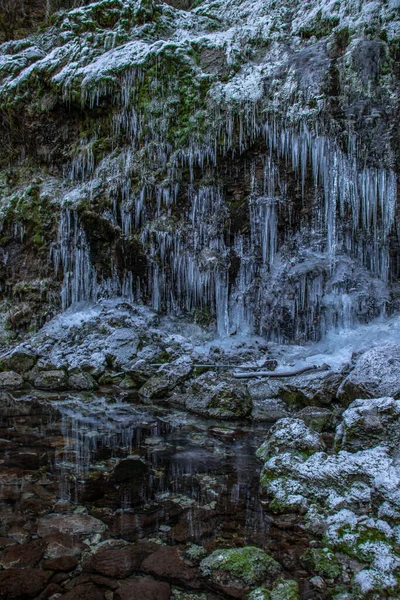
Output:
left=338, top=344, right=400, bottom=405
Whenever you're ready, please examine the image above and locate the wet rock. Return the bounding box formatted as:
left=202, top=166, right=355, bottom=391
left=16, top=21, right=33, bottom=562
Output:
left=33, top=370, right=68, bottom=391
left=139, top=356, right=193, bottom=400
left=0, top=567, right=51, bottom=598
left=115, top=577, right=171, bottom=600
left=83, top=542, right=147, bottom=578
left=338, top=344, right=400, bottom=405
left=251, top=398, right=290, bottom=422
left=37, top=513, right=106, bottom=538
left=248, top=580, right=300, bottom=599
left=335, top=397, right=400, bottom=452
left=184, top=373, right=252, bottom=420
left=296, top=406, right=333, bottom=432
left=68, top=371, right=97, bottom=390
left=0, top=348, right=37, bottom=373
left=110, top=457, right=148, bottom=483
left=104, top=328, right=140, bottom=367
left=248, top=369, right=343, bottom=407
left=141, top=545, right=200, bottom=586
left=43, top=533, right=87, bottom=558
left=42, top=555, right=78, bottom=571
left=0, top=371, right=24, bottom=389
left=61, top=582, right=105, bottom=600
left=0, top=539, right=45, bottom=568
left=200, top=546, right=282, bottom=598
left=256, top=418, right=324, bottom=462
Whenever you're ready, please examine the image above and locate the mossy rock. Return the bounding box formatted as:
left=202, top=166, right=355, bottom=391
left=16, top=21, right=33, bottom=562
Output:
left=270, top=580, right=299, bottom=600
left=200, top=546, right=282, bottom=595
left=301, top=548, right=341, bottom=581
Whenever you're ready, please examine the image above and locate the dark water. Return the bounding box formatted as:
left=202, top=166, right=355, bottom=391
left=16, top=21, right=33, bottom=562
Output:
left=0, top=391, right=314, bottom=598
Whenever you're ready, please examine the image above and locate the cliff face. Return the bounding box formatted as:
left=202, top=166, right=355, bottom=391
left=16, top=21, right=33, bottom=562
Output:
left=0, top=0, right=399, bottom=344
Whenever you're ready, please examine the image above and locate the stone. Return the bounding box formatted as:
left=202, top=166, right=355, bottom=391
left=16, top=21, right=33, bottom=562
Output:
left=248, top=369, right=343, bottom=407
left=141, top=545, right=200, bottom=586
left=256, top=418, right=324, bottom=462
left=68, top=371, right=97, bottom=390
left=33, top=370, right=68, bottom=391
left=115, top=577, right=171, bottom=600
left=83, top=543, right=143, bottom=579
left=270, top=580, right=300, bottom=600
left=61, top=583, right=105, bottom=600
left=184, top=373, right=252, bottom=420
left=0, top=568, right=51, bottom=598
left=0, top=540, right=45, bottom=568
left=0, top=371, right=24, bottom=389
left=335, top=397, right=400, bottom=452
left=42, top=555, right=79, bottom=571
left=296, top=406, right=333, bottom=432
left=37, top=514, right=106, bottom=538
left=251, top=398, right=290, bottom=422
left=0, top=348, right=37, bottom=373
left=139, top=356, right=193, bottom=400
left=338, top=344, right=400, bottom=405
left=200, top=547, right=282, bottom=598
left=42, top=532, right=87, bottom=558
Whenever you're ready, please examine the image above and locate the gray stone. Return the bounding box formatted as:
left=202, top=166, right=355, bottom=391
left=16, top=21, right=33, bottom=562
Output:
left=0, top=371, right=24, bottom=389
left=338, top=344, right=400, bottom=405
left=335, top=397, right=400, bottom=452
left=257, top=418, right=324, bottom=462
left=33, top=369, right=68, bottom=390
left=0, top=348, right=37, bottom=374
left=68, top=371, right=97, bottom=390
left=252, top=398, right=290, bottom=422
left=139, top=356, right=193, bottom=400
left=297, top=406, right=333, bottom=432
left=184, top=372, right=252, bottom=419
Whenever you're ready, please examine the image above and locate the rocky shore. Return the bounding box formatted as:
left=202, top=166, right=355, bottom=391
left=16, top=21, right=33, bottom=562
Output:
left=0, top=301, right=400, bottom=598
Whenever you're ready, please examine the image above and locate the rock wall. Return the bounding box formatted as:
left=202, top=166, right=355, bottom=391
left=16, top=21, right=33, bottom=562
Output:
left=0, top=0, right=399, bottom=343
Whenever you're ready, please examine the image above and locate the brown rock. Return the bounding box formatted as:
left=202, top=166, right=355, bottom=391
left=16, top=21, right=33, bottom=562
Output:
left=37, top=513, right=106, bottom=538
left=141, top=545, right=200, bottom=586
left=115, top=577, right=171, bottom=600
left=33, top=582, right=64, bottom=600
left=43, top=532, right=87, bottom=558
left=0, top=540, right=45, bottom=568
left=42, top=555, right=78, bottom=571
left=61, top=583, right=105, bottom=600
left=84, top=541, right=158, bottom=579
left=0, top=567, right=51, bottom=598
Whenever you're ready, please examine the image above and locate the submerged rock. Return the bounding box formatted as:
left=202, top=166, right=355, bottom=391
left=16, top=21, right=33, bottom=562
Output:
left=184, top=372, right=252, bottom=420
left=338, top=344, right=400, bottom=405
left=200, top=546, right=282, bottom=598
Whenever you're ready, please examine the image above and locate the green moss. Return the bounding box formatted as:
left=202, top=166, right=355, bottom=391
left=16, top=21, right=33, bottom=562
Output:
left=248, top=588, right=271, bottom=600
left=302, top=548, right=342, bottom=580
left=300, top=12, right=340, bottom=40
left=270, top=580, right=299, bottom=600
left=201, top=546, right=282, bottom=587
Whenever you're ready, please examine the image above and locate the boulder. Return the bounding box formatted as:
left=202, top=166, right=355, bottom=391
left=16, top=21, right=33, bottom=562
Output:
left=184, top=372, right=252, bottom=419
left=115, top=577, right=171, bottom=600
left=138, top=356, right=193, bottom=400
left=68, top=371, right=97, bottom=390
left=296, top=406, right=333, bottom=432
left=42, top=555, right=79, bottom=571
left=248, top=368, right=343, bottom=407
left=200, top=546, right=282, bottom=598
left=33, top=370, right=68, bottom=391
left=0, top=371, right=24, bottom=389
left=0, top=348, right=37, bottom=374
left=0, top=568, right=51, bottom=598
left=256, top=418, right=324, bottom=462
left=0, top=540, right=45, bottom=568
left=335, top=397, right=400, bottom=452
left=141, top=545, right=200, bottom=586
left=37, top=513, right=106, bottom=538
left=338, top=344, right=400, bottom=405
left=251, top=398, right=290, bottom=422
left=83, top=544, right=141, bottom=579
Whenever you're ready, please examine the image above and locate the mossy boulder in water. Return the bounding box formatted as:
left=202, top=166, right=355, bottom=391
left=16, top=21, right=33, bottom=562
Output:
left=200, top=546, right=282, bottom=598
